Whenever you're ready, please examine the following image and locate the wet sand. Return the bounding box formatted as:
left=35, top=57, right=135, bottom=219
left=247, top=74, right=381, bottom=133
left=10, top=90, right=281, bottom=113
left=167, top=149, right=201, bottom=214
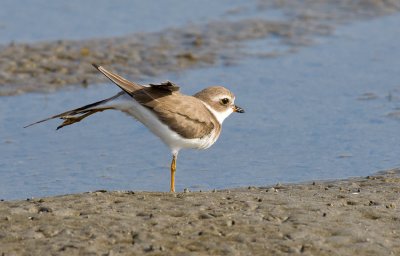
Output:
left=1, top=169, right=399, bottom=255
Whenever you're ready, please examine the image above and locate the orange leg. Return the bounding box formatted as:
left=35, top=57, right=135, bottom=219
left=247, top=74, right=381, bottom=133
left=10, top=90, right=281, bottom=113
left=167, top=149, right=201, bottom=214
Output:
left=170, top=154, right=177, bottom=192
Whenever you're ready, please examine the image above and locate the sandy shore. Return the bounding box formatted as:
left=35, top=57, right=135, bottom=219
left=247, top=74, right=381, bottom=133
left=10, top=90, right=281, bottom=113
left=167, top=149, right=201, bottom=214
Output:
left=1, top=169, right=399, bottom=255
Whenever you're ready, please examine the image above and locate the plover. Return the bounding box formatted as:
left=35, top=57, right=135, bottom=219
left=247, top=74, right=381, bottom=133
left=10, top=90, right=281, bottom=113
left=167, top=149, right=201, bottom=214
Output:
left=25, top=64, right=244, bottom=192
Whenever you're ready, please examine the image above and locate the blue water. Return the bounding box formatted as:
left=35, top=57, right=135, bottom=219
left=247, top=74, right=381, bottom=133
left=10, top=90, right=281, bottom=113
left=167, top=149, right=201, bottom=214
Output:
left=0, top=0, right=247, bottom=44
left=1, top=11, right=400, bottom=199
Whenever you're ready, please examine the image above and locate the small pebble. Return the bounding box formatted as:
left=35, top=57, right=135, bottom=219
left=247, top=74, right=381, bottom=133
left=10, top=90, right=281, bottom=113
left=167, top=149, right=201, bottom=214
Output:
left=144, top=245, right=154, bottom=252
left=226, top=220, right=235, bottom=226
left=369, top=201, right=380, bottom=206
left=347, top=201, right=357, bottom=205
left=38, top=206, right=52, bottom=213
left=386, top=203, right=396, bottom=209
left=199, top=213, right=213, bottom=219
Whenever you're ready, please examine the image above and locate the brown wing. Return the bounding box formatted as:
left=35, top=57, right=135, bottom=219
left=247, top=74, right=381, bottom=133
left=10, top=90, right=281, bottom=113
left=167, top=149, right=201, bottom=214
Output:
left=133, top=88, right=216, bottom=139
left=93, top=64, right=215, bottom=139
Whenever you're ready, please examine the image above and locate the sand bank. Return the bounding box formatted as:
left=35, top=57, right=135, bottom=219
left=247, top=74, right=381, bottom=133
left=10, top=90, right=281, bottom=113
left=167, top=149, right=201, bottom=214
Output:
left=1, top=169, right=399, bottom=255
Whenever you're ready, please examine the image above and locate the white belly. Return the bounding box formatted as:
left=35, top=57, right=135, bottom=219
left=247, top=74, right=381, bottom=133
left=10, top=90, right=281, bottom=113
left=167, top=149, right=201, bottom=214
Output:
left=107, top=94, right=218, bottom=153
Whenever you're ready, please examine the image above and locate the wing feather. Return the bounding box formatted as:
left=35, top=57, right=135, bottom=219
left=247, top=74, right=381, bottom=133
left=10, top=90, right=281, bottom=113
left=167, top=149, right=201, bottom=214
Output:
left=92, top=64, right=142, bottom=95
left=93, top=64, right=215, bottom=139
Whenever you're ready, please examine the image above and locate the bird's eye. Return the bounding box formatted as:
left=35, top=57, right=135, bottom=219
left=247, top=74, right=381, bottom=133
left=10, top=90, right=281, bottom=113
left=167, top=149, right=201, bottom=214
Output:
left=220, top=98, right=230, bottom=105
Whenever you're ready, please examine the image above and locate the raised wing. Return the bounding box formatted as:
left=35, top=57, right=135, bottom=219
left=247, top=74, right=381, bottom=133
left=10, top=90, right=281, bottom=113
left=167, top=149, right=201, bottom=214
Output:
left=92, top=64, right=142, bottom=95
left=93, top=64, right=216, bottom=139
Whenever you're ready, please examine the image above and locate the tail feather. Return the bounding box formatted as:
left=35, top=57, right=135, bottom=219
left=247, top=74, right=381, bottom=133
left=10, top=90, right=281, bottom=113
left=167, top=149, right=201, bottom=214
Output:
left=25, top=63, right=139, bottom=130
left=24, top=91, right=124, bottom=129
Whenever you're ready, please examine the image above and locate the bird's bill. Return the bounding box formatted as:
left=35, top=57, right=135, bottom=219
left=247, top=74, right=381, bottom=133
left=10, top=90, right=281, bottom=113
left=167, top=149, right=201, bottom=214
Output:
left=233, top=105, right=245, bottom=113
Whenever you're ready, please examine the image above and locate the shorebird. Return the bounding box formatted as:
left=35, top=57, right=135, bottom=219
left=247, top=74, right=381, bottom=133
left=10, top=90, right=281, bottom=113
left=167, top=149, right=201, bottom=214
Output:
left=25, top=64, right=244, bottom=192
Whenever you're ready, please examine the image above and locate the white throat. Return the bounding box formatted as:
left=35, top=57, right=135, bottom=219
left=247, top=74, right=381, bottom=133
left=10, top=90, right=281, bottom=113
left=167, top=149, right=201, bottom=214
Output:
left=201, top=102, right=233, bottom=124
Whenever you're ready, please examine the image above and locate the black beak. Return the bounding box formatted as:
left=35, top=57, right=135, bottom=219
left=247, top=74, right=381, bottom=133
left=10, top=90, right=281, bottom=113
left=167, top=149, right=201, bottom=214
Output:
left=233, top=105, right=245, bottom=113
